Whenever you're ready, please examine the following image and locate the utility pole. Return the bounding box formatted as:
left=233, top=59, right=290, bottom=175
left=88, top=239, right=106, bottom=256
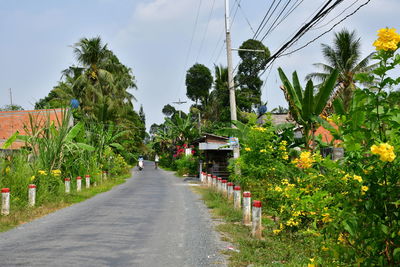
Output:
left=9, top=88, right=13, bottom=107
left=225, top=0, right=240, bottom=159
left=172, top=98, right=187, bottom=118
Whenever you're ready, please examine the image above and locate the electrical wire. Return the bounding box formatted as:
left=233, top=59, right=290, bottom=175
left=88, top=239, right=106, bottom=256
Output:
left=260, top=0, right=293, bottom=42
left=253, top=0, right=278, bottom=39
left=175, top=0, right=203, bottom=99
left=234, top=0, right=255, bottom=34
left=196, top=0, right=216, bottom=62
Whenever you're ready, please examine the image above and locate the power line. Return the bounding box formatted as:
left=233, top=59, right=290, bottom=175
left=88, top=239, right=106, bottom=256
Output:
left=260, top=0, right=294, bottom=42
left=175, top=0, right=203, bottom=99
left=234, top=0, right=255, bottom=34
left=280, top=0, right=371, bottom=57
left=196, top=0, right=216, bottom=62
left=253, top=0, right=278, bottom=39
left=311, top=0, right=359, bottom=31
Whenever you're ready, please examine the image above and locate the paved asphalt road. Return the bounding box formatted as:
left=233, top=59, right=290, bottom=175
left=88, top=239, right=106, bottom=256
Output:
left=0, top=161, right=228, bottom=266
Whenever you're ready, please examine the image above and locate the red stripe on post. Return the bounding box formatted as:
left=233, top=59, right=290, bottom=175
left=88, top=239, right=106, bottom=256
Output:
left=222, top=180, right=227, bottom=183
left=253, top=200, right=262, bottom=208
left=212, top=175, right=217, bottom=179
left=234, top=186, right=241, bottom=191
left=65, top=178, right=71, bottom=181
left=28, top=184, right=36, bottom=189
left=227, top=182, right=234, bottom=186
left=243, top=192, right=251, bottom=197
left=1, top=188, right=10, bottom=193
left=76, top=176, right=82, bottom=180
left=217, top=178, right=222, bottom=181
left=85, top=175, right=90, bottom=178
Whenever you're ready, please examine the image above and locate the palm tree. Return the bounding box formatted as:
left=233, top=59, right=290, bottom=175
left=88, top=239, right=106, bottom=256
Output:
left=306, top=29, right=376, bottom=112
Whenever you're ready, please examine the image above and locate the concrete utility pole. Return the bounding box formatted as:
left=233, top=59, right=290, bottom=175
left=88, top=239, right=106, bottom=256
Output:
left=225, top=0, right=240, bottom=159
left=172, top=98, right=187, bottom=118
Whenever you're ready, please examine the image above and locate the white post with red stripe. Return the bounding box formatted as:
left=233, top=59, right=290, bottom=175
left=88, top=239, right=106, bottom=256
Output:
left=207, top=174, right=212, bottom=187
left=233, top=186, right=241, bottom=209
left=76, top=176, right=82, bottom=192
left=64, top=178, right=71, bottom=193
left=212, top=176, right=217, bottom=188
left=1, top=188, right=10, bottom=215
left=217, top=178, right=222, bottom=192
left=243, top=191, right=251, bottom=225
left=252, top=200, right=262, bottom=239
left=227, top=182, right=234, bottom=201
left=28, top=184, right=36, bottom=207
left=102, top=171, right=108, bottom=180
left=85, top=175, right=90, bottom=189
left=222, top=180, right=228, bottom=197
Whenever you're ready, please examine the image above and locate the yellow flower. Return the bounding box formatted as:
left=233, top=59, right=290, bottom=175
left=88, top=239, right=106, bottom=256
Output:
left=338, top=233, right=346, bottom=243
left=341, top=174, right=351, bottom=181
left=38, top=170, right=47, bottom=175
left=282, top=153, right=289, bottom=160
left=259, top=149, right=267, bottom=153
left=309, top=258, right=315, bottom=263
left=51, top=169, right=61, bottom=176
left=370, top=143, right=396, bottom=162
left=361, top=186, right=369, bottom=195
left=244, top=147, right=251, bottom=152
left=373, top=28, right=400, bottom=51
left=353, top=175, right=363, bottom=183
left=292, top=151, right=315, bottom=169
left=309, top=211, right=316, bottom=215
left=30, top=175, right=35, bottom=181
left=273, top=229, right=281, bottom=235
left=274, top=186, right=282, bottom=192
left=280, top=140, right=287, bottom=146
left=321, top=246, right=329, bottom=252
left=5, top=167, right=10, bottom=174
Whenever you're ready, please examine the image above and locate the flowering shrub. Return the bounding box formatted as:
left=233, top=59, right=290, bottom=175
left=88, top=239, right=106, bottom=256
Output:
left=229, top=28, right=400, bottom=265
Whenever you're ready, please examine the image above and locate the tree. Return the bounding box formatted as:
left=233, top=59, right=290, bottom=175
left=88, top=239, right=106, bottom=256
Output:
left=162, top=104, right=176, bottom=117
left=236, top=39, right=270, bottom=112
left=139, top=105, right=146, bottom=126
left=306, top=29, right=376, bottom=112
left=185, top=63, right=213, bottom=105
left=0, top=104, right=24, bottom=111
left=279, top=67, right=339, bottom=149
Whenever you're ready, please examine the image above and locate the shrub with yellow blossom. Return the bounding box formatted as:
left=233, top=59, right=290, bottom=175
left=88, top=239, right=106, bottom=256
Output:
left=373, top=28, right=400, bottom=51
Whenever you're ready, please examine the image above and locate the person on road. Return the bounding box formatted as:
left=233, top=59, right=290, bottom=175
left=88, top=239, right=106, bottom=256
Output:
left=154, top=154, right=159, bottom=169
left=138, top=155, right=144, bottom=170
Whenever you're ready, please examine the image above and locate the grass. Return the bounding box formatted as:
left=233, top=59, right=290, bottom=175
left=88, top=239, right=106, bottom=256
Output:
left=0, top=173, right=130, bottom=232
left=193, top=186, right=320, bottom=267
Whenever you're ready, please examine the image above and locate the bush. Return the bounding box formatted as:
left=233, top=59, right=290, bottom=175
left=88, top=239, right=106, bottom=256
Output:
left=175, top=155, right=197, bottom=176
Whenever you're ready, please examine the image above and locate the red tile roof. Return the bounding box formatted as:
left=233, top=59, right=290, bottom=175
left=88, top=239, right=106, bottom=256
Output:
left=0, top=109, right=68, bottom=149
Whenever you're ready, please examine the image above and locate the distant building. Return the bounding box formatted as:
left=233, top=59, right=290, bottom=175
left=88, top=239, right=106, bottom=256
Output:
left=0, top=108, right=71, bottom=150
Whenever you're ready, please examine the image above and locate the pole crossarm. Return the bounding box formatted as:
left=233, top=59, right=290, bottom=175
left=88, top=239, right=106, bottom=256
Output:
left=231, top=48, right=265, bottom=53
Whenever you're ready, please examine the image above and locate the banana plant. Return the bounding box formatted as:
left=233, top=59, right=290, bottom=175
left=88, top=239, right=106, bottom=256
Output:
left=278, top=67, right=339, bottom=149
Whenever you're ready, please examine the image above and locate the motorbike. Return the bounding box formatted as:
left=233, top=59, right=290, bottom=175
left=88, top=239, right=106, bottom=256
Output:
left=138, top=160, right=144, bottom=171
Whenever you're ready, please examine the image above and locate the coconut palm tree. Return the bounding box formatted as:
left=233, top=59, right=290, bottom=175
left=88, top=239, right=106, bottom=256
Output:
left=306, top=29, right=376, bottom=112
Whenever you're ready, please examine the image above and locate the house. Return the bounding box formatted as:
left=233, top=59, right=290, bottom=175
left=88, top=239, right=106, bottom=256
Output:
left=0, top=108, right=71, bottom=151
left=191, top=133, right=233, bottom=178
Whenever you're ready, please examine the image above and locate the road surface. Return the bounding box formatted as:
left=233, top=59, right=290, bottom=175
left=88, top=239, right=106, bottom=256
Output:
left=0, top=161, right=228, bottom=266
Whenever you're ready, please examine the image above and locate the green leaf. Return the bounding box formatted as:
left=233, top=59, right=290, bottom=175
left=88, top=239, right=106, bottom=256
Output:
left=332, top=98, right=345, bottom=115
left=278, top=68, right=302, bottom=112
left=75, top=142, right=95, bottom=152
left=302, top=80, right=314, bottom=120
left=314, top=69, right=339, bottom=114
left=2, top=131, right=19, bottom=149
left=65, top=122, right=84, bottom=142
left=393, top=248, right=400, bottom=259
left=110, top=143, right=124, bottom=151
left=292, top=71, right=303, bottom=103
left=343, top=219, right=357, bottom=236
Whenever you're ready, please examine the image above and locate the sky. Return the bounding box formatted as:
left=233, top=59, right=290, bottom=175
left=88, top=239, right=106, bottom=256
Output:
left=0, top=0, right=399, bottom=130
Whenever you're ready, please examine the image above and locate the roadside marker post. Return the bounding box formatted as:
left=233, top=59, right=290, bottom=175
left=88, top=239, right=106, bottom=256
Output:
left=233, top=186, right=241, bottom=210
left=212, top=176, right=217, bottom=188
left=76, top=176, right=82, bottom=192
left=227, top=182, right=234, bottom=201
left=207, top=174, right=212, bottom=187
left=243, top=191, right=252, bottom=225
left=64, top=178, right=71, bottom=193
left=28, top=184, right=36, bottom=207
left=85, top=175, right=90, bottom=189
left=252, top=200, right=262, bottom=239
left=217, top=178, right=222, bottom=192
left=222, top=180, right=228, bottom=197
left=1, top=188, right=10, bottom=215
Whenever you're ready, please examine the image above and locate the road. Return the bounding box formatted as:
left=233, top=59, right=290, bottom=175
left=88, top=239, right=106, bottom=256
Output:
left=0, top=161, right=228, bottom=266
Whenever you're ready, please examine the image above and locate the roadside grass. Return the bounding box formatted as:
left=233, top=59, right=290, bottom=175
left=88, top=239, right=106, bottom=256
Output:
left=0, top=173, right=130, bottom=233
left=193, top=186, right=320, bottom=267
